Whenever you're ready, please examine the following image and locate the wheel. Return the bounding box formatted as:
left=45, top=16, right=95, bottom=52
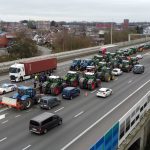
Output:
left=58, top=120, right=62, bottom=125
left=20, top=77, right=23, bottom=82
left=43, top=129, right=48, bottom=134
left=3, top=91, right=6, bottom=94
left=24, top=98, right=32, bottom=109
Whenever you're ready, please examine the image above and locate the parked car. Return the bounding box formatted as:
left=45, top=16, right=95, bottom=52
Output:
left=29, top=112, right=62, bottom=134
left=112, top=68, right=123, bottom=76
left=136, top=54, right=143, bottom=60
left=96, top=88, right=112, bottom=98
left=0, top=83, right=17, bottom=95
left=40, top=96, right=61, bottom=110
left=62, top=87, right=80, bottom=100
left=133, top=64, right=144, bottom=74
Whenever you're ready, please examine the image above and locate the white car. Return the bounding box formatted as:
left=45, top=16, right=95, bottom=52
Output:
left=0, top=83, right=17, bottom=95
left=136, top=54, right=143, bottom=60
left=112, top=68, right=123, bottom=76
left=96, top=88, right=112, bottom=98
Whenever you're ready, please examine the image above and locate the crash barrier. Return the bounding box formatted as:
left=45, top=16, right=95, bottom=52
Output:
left=90, top=91, right=150, bottom=150
left=0, top=37, right=150, bottom=74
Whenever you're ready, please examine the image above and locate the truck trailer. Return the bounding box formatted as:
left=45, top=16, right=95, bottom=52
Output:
left=9, top=57, right=57, bottom=82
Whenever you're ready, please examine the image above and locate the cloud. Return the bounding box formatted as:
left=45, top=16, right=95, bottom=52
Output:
left=0, top=0, right=149, bottom=22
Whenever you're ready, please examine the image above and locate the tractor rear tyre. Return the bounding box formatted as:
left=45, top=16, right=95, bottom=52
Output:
left=23, top=98, right=32, bottom=109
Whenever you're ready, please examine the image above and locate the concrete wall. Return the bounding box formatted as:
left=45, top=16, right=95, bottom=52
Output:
left=118, top=111, right=150, bottom=150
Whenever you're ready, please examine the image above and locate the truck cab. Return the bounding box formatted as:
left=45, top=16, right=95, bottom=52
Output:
left=9, top=63, right=26, bottom=82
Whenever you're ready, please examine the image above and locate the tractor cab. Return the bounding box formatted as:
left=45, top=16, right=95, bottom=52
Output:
left=85, top=66, right=97, bottom=73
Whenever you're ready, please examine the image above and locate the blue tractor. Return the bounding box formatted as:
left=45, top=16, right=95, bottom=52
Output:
left=80, top=59, right=95, bottom=71
left=70, top=59, right=81, bottom=71
left=11, top=85, right=41, bottom=110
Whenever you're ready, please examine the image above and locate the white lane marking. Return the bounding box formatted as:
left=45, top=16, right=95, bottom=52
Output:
left=0, top=108, right=10, bottom=113
left=91, top=90, right=97, bottom=93
left=61, top=79, right=150, bottom=150
left=2, top=120, right=8, bottom=124
left=74, top=111, right=84, bottom=118
left=115, top=77, right=118, bottom=81
left=15, top=115, right=21, bottom=118
left=0, top=137, right=7, bottom=142
left=128, top=80, right=132, bottom=83
left=54, top=107, right=64, bottom=113
left=22, top=145, right=31, bottom=150
left=0, top=114, right=6, bottom=120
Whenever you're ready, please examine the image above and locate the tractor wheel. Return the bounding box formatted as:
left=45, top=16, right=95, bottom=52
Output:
left=24, top=98, right=32, bottom=109
left=111, top=75, right=115, bottom=80
left=79, top=83, right=83, bottom=89
left=105, top=75, right=111, bottom=82
left=91, top=82, right=96, bottom=90
left=72, top=80, right=78, bottom=87
left=55, top=88, right=60, bottom=95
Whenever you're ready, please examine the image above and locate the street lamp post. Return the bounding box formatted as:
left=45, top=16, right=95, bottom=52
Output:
left=110, top=23, right=113, bottom=44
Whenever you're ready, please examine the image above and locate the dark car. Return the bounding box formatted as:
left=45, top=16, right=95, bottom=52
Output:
left=133, top=64, right=144, bottom=74
left=29, top=112, right=62, bottom=134
left=62, top=87, right=80, bottom=100
left=40, top=96, right=61, bottom=110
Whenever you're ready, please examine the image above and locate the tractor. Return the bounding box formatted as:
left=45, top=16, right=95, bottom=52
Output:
left=97, top=66, right=115, bottom=82
left=130, top=57, right=139, bottom=66
left=70, top=59, right=81, bottom=71
left=63, top=71, right=79, bottom=87
left=93, top=55, right=103, bottom=65
left=42, top=75, right=63, bottom=95
left=80, top=59, right=95, bottom=71
left=0, top=86, right=41, bottom=110
left=97, top=61, right=107, bottom=72
left=79, top=72, right=101, bottom=90
left=119, top=60, right=132, bottom=72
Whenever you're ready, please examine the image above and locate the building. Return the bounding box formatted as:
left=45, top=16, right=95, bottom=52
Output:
left=123, top=19, right=129, bottom=29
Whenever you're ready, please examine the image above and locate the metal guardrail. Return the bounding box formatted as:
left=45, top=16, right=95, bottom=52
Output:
left=0, top=37, right=150, bottom=74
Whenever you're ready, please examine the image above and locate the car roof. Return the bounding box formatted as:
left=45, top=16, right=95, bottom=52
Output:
left=63, top=87, right=76, bottom=90
left=134, top=64, right=144, bottom=67
left=41, top=96, right=57, bottom=100
left=31, top=112, right=55, bottom=122
left=113, top=68, right=120, bottom=70
left=18, top=85, right=32, bottom=90
left=99, top=88, right=109, bottom=91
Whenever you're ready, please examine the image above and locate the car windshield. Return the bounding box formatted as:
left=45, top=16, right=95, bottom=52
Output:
left=73, top=60, right=78, bottom=63
left=113, top=70, right=118, bottom=72
left=1, top=84, right=8, bottom=88
left=30, top=120, right=40, bottom=126
left=9, top=67, right=18, bottom=73
left=99, top=89, right=106, bottom=92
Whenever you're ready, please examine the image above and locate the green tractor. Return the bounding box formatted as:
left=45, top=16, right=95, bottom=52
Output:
left=79, top=72, right=101, bottom=90
left=130, top=47, right=137, bottom=54
left=97, top=61, right=107, bottom=72
left=42, top=75, right=63, bottom=95
left=63, top=71, right=79, bottom=87
left=119, top=60, right=132, bottom=72
left=93, top=55, right=103, bottom=65
left=130, top=57, right=139, bottom=66
left=97, top=66, right=115, bottom=82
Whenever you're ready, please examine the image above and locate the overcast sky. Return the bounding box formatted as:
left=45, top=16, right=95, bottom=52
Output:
left=0, top=0, right=149, bottom=22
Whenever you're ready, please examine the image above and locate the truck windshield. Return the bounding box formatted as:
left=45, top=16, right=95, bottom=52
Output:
left=9, top=67, right=18, bottom=73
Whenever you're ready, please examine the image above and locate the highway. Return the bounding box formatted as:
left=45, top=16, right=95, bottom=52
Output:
left=0, top=50, right=150, bottom=150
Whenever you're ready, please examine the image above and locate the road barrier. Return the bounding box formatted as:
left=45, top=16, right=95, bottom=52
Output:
left=0, top=37, right=150, bottom=74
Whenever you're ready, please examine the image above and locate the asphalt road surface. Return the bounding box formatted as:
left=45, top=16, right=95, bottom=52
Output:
left=0, top=50, right=150, bottom=150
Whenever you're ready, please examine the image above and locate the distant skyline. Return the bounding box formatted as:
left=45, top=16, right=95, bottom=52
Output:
left=0, top=0, right=150, bottom=22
